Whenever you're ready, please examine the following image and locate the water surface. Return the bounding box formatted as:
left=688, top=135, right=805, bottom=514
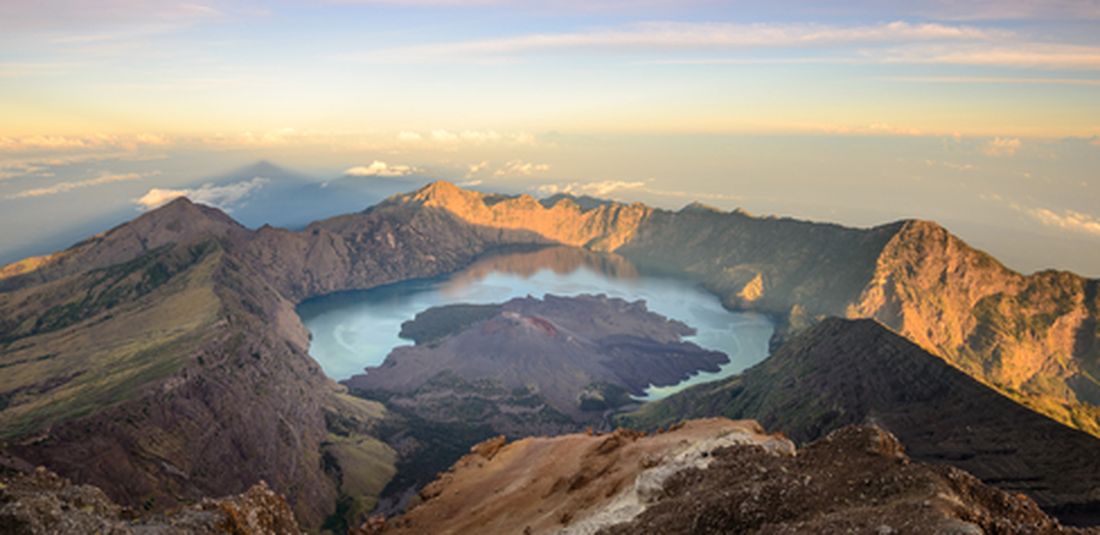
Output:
left=298, top=246, right=773, bottom=400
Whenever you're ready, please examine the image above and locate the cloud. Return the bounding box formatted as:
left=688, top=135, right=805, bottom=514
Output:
left=464, top=161, right=489, bottom=179
left=887, top=75, right=1100, bottom=86
left=393, top=130, right=537, bottom=147
left=1023, top=207, right=1100, bottom=236
left=343, top=20, right=1000, bottom=63
left=494, top=160, right=550, bottom=177
left=878, top=43, right=1100, bottom=70
left=134, top=177, right=268, bottom=211
left=537, top=180, right=744, bottom=203
left=343, top=161, right=416, bottom=177
left=537, top=180, right=644, bottom=197
left=5, top=171, right=153, bottom=200
left=924, top=159, right=976, bottom=171
left=1091, top=136, right=1100, bottom=147
left=982, top=137, right=1022, bottom=156
left=0, top=133, right=171, bottom=152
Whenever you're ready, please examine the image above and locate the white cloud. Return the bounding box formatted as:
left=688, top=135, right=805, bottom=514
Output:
left=537, top=180, right=744, bottom=204
left=0, top=133, right=170, bottom=152
left=391, top=130, right=537, bottom=147
left=982, top=137, right=1022, bottom=156
left=1024, top=207, right=1100, bottom=236
left=537, top=180, right=644, bottom=197
left=345, top=20, right=999, bottom=63
left=430, top=129, right=459, bottom=142
left=887, top=75, right=1100, bottom=86
left=134, top=177, right=268, bottom=211
left=343, top=161, right=416, bottom=177
left=464, top=160, right=489, bottom=179
left=878, top=43, right=1100, bottom=70
left=494, top=160, right=551, bottom=177
left=5, top=171, right=154, bottom=199
left=924, top=159, right=976, bottom=171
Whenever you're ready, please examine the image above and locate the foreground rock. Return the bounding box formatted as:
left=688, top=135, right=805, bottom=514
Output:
left=623, top=318, right=1100, bottom=524
left=0, top=467, right=300, bottom=534
left=362, top=418, right=793, bottom=535
left=360, top=419, right=1086, bottom=534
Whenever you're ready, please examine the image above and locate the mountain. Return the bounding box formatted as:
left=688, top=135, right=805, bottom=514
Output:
left=620, top=318, right=1100, bottom=523
left=0, top=195, right=554, bottom=528
left=1, top=180, right=1098, bottom=530
left=365, top=419, right=1076, bottom=534
left=379, top=181, right=1100, bottom=437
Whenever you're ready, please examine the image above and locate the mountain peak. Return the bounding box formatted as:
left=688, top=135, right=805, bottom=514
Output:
left=680, top=201, right=723, bottom=214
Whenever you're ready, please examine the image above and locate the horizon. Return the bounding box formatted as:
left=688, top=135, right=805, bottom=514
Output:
left=1, top=1, right=1098, bottom=275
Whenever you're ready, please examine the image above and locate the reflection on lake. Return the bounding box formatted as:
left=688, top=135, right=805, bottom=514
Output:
left=297, top=246, right=773, bottom=400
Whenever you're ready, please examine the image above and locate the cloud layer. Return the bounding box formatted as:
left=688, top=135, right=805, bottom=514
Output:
left=344, top=161, right=416, bottom=177
left=134, top=177, right=268, bottom=211
left=5, top=171, right=153, bottom=199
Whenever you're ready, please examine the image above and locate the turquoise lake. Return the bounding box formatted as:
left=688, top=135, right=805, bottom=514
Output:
left=297, top=246, right=773, bottom=400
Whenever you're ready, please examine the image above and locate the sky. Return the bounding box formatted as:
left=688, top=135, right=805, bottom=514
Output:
left=1, top=0, right=1098, bottom=275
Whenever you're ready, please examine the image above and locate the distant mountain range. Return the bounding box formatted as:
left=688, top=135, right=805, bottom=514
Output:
left=0, top=180, right=1097, bottom=530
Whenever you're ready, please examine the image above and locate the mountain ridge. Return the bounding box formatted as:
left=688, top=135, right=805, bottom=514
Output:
left=620, top=317, right=1100, bottom=521
left=1, top=180, right=1098, bottom=529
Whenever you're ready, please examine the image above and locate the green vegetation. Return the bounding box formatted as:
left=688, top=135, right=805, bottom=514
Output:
left=0, top=245, right=222, bottom=438
left=578, top=382, right=633, bottom=411
left=320, top=433, right=397, bottom=534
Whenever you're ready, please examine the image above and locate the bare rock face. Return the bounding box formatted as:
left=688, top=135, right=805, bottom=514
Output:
left=385, top=181, right=652, bottom=251
left=849, top=220, right=1100, bottom=435
left=0, top=467, right=300, bottom=534
left=600, top=425, right=1082, bottom=535
left=362, top=418, right=793, bottom=535
left=622, top=318, right=1100, bottom=524
left=360, top=420, right=1084, bottom=535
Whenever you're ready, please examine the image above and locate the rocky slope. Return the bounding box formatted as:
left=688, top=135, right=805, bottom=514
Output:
left=621, top=318, right=1100, bottom=523
left=0, top=466, right=300, bottom=534
left=0, top=195, right=557, bottom=529
left=346, top=294, right=726, bottom=434
left=362, top=419, right=1085, bottom=535
left=2, top=180, right=1098, bottom=530
left=378, top=181, right=1100, bottom=437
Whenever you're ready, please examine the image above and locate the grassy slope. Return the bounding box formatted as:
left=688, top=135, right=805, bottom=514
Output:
left=0, top=245, right=222, bottom=438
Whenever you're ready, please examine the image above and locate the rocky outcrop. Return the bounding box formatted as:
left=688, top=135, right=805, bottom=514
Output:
left=849, top=220, right=1100, bottom=435
left=363, top=420, right=1084, bottom=535
left=601, top=425, right=1085, bottom=535
left=384, top=181, right=651, bottom=251
left=0, top=466, right=300, bottom=534
left=363, top=418, right=793, bottom=535
left=621, top=318, right=1100, bottom=523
